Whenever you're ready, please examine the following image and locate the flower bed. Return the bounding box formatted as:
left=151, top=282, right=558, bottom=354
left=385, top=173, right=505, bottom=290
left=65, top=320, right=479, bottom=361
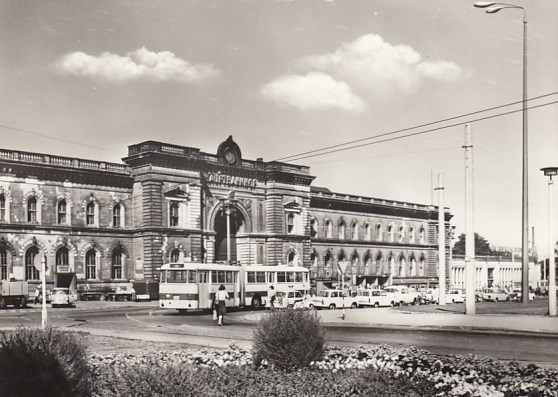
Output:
left=89, top=343, right=558, bottom=397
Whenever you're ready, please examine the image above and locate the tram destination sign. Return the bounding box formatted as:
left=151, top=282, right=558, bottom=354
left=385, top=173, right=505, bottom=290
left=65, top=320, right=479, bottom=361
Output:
left=204, top=171, right=257, bottom=188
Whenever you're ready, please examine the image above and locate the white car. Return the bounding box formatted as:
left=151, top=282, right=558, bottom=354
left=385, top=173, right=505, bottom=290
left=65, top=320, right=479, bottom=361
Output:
left=309, top=289, right=359, bottom=310
left=482, top=287, right=510, bottom=302
left=383, top=286, right=419, bottom=306
left=51, top=288, right=77, bottom=308
left=356, top=289, right=396, bottom=308
left=274, top=290, right=306, bottom=309
left=447, top=289, right=465, bottom=303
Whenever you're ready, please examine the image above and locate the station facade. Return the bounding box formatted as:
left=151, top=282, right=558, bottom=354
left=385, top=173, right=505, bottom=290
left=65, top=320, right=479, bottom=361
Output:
left=0, top=136, right=451, bottom=292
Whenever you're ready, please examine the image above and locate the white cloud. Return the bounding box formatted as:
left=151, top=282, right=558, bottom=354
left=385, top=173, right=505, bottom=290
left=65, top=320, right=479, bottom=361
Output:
left=56, top=47, right=220, bottom=83
left=299, top=34, right=463, bottom=98
left=260, top=72, right=366, bottom=112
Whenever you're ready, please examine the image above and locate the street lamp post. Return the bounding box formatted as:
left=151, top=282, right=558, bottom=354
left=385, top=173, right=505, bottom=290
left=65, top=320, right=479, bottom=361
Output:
left=222, top=191, right=236, bottom=264
left=474, top=1, right=530, bottom=304
left=541, top=167, right=558, bottom=316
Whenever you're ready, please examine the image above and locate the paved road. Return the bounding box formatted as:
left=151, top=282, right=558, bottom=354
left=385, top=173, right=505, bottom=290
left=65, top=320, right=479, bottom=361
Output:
left=2, top=302, right=558, bottom=368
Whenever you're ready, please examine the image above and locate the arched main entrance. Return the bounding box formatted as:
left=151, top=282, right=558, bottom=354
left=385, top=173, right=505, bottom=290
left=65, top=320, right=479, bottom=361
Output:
left=213, top=205, right=246, bottom=263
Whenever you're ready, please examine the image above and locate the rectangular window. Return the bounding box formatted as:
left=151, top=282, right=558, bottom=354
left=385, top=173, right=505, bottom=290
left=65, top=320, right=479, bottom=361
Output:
left=256, top=272, right=266, bottom=283
left=287, top=214, right=294, bottom=233
left=0, top=196, right=5, bottom=222
left=58, top=202, right=67, bottom=224
left=28, top=201, right=37, bottom=222
left=247, top=272, right=256, bottom=283
left=86, top=204, right=95, bottom=225
left=286, top=272, right=295, bottom=283
left=198, top=271, right=209, bottom=283
left=170, top=202, right=179, bottom=227
left=277, top=272, right=286, bottom=283
left=187, top=270, right=197, bottom=283
left=295, top=273, right=303, bottom=283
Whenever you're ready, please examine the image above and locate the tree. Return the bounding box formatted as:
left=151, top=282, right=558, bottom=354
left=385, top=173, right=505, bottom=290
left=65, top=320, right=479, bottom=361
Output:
left=452, top=233, right=493, bottom=256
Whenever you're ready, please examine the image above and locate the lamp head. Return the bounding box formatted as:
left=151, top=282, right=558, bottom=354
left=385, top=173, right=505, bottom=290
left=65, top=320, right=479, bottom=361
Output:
left=541, top=167, right=558, bottom=179
left=474, top=1, right=499, bottom=8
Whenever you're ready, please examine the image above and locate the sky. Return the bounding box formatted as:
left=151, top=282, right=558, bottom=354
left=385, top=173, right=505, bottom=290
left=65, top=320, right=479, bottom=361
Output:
left=1, top=0, right=557, bottom=254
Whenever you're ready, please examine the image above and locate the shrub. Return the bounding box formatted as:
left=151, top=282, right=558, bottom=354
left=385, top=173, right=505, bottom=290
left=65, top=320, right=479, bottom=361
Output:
left=252, top=308, right=325, bottom=371
left=0, top=327, right=92, bottom=397
left=91, top=362, right=436, bottom=397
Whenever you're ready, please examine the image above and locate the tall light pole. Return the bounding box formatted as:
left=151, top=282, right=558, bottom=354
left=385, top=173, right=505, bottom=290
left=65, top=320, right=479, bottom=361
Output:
left=474, top=1, right=529, bottom=303
left=541, top=167, right=558, bottom=316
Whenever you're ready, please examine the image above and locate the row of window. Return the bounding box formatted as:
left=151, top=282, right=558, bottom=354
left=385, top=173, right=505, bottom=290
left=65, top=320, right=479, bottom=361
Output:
left=0, top=194, right=190, bottom=229
left=310, top=250, right=429, bottom=278
left=309, top=218, right=427, bottom=244
left=0, top=247, right=125, bottom=281
left=0, top=195, right=126, bottom=228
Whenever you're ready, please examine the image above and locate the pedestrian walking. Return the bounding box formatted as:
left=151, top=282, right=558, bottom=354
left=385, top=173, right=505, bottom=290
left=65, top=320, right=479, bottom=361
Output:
left=216, top=284, right=229, bottom=326
left=211, top=293, right=218, bottom=321
left=268, top=285, right=276, bottom=310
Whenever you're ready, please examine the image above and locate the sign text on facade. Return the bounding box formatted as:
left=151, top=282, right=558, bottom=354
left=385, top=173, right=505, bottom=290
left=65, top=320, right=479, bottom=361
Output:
left=204, top=171, right=257, bottom=188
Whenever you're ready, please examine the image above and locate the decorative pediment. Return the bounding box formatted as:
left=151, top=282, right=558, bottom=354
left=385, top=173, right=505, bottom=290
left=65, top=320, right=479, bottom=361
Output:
left=164, top=187, right=190, bottom=201
left=284, top=200, right=302, bottom=213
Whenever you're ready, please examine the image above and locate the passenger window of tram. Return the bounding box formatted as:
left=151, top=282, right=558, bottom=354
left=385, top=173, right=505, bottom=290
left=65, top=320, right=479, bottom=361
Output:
left=287, top=272, right=295, bottom=283
left=295, top=273, right=303, bottom=283
left=226, top=271, right=234, bottom=284
left=199, top=271, right=208, bottom=283
left=256, top=272, right=266, bottom=283
left=217, top=271, right=226, bottom=284
left=277, top=272, right=286, bottom=283
left=267, top=272, right=275, bottom=283
left=247, top=272, right=256, bottom=283
left=188, top=270, right=197, bottom=283
left=171, top=270, right=187, bottom=283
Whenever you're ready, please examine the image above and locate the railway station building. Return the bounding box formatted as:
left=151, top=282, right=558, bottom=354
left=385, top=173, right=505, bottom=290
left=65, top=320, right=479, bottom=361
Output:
left=0, top=136, right=451, bottom=292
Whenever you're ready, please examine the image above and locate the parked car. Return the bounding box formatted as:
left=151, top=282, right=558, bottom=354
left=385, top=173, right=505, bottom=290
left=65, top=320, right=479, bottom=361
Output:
left=510, top=288, right=535, bottom=302
left=383, top=286, right=419, bottom=306
left=481, top=287, right=510, bottom=302
left=356, top=289, right=396, bottom=308
left=418, top=288, right=439, bottom=304
left=274, top=290, right=305, bottom=309
left=309, top=289, right=359, bottom=310
left=51, top=288, right=78, bottom=308
left=447, top=289, right=465, bottom=303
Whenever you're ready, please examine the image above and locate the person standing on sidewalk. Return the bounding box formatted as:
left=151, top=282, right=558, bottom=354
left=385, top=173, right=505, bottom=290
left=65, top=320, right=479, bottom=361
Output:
left=216, top=284, right=229, bottom=326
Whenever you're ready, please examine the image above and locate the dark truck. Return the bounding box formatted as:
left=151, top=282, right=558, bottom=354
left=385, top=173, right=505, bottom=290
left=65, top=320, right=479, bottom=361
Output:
left=0, top=280, right=29, bottom=309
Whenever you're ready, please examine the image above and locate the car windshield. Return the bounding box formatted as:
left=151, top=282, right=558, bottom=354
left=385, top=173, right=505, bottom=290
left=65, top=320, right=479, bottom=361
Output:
left=318, top=291, right=329, bottom=298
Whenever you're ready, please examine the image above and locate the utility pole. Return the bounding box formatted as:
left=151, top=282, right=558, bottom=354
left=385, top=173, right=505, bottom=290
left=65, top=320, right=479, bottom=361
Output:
left=437, top=174, right=446, bottom=306
left=41, top=256, right=48, bottom=330
left=464, top=124, right=476, bottom=314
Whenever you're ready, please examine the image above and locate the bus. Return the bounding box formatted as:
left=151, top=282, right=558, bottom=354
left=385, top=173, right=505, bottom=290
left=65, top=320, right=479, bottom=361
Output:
left=159, top=262, right=310, bottom=313
left=159, top=262, right=240, bottom=314
left=240, top=265, right=310, bottom=309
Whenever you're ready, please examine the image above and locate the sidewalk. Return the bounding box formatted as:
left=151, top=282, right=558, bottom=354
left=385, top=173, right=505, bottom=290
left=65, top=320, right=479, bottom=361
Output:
left=241, top=307, right=558, bottom=337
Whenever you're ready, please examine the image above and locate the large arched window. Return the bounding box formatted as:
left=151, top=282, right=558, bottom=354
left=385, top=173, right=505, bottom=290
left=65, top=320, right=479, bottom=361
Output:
left=325, top=220, right=332, bottom=239
left=419, top=256, right=426, bottom=276
left=410, top=256, right=417, bottom=276
left=350, top=252, right=359, bottom=275
left=310, top=219, right=318, bottom=238
left=85, top=249, right=97, bottom=280
left=56, top=247, right=69, bottom=272
left=27, top=197, right=38, bottom=223
left=112, top=249, right=123, bottom=279
left=338, top=220, right=346, bottom=240
left=57, top=200, right=67, bottom=224
left=419, top=227, right=426, bottom=244
left=351, top=222, right=359, bottom=240
left=324, top=251, right=332, bottom=277
left=375, top=252, right=383, bottom=274
left=0, top=248, right=7, bottom=280
left=398, top=255, right=406, bottom=277
left=388, top=225, right=395, bottom=242
left=363, top=253, right=371, bottom=269
left=25, top=247, right=40, bottom=280
left=364, top=223, right=371, bottom=241
left=376, top=224, right=383, bottom=241
left=398, top=225, right=405, bottom=243
left=409, top=227, right=416, bottom=243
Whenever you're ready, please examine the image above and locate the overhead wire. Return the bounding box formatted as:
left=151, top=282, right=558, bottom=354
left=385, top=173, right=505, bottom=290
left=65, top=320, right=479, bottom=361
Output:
left=274, top=91, right=558, bottom=162
left=276, top=96, right=558, bottom=163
